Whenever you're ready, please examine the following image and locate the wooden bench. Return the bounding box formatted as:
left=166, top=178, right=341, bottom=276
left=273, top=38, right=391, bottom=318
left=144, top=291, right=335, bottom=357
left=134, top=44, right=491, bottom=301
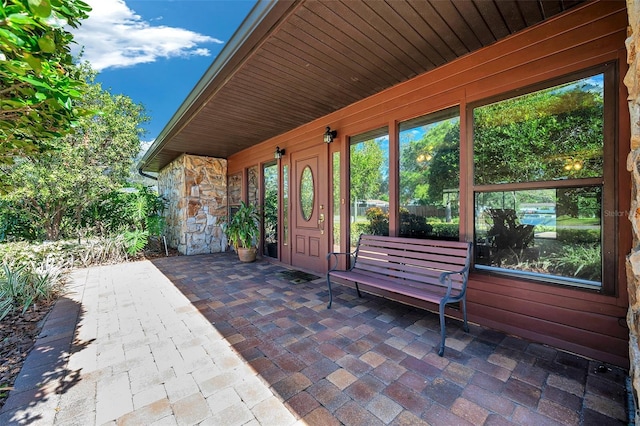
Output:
left=326, top=234, right=473, bottom=356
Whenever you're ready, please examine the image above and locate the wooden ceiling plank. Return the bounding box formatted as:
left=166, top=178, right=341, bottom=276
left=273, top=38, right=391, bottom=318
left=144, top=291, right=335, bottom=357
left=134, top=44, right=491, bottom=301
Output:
left=267, top=30, right=374, bottom=96
left=449, top=1, right=497, bottom=47
left=410, top=0, right=470, bottom=58
left=250, top=50, right=362, bottom=106
left=238, top=66, right=344, bottom=112
left=200, top=94, right=318, bottom=129
left=387, top=0, right=451, bottom=66
left=428, top=1, right=483, bottom=52
left=540, top=0, right=564, bottom=18
left=340, top=0, right=425, bottom=77
left=192, top=68, right=332, bottom=124
left=472, top=0, right=511, bottom=40
left=289, top=6, right=397, bottom=88
left=324, top=0, right=417, bottom=78
left=215, top=82, right=333, bottom=122
left=517, top=1, right=545, bottom=26
left=359, top=1, right=438, bottom=70
left=306, top=1, right=403, bottom=86
left=494, top=0, right=528, bottom=33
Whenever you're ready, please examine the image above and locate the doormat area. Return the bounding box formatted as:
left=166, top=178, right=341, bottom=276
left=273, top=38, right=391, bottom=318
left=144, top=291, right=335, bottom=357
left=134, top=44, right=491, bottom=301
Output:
left=276, top=269, right=321, bottom=284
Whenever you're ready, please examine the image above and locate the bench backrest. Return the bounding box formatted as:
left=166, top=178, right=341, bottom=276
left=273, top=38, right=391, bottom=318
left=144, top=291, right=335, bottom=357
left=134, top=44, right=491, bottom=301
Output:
left=353, top=235, right=472, bottom=291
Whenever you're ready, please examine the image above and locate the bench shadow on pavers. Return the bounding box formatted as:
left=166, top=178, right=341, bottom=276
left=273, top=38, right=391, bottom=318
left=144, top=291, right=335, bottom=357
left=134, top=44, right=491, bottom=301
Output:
left=0, top=295, right=92, bottom=424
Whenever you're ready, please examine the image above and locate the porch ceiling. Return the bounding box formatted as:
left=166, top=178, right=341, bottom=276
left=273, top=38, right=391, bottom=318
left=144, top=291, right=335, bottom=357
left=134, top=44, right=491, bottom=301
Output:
left=140, top=0, right=584, bottom=173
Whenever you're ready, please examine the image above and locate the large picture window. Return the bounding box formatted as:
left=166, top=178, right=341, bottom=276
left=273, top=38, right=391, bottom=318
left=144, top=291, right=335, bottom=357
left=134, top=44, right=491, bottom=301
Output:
left=472, top=66, right=614, bottom=290
left=399, top=107, right=460, bottom=240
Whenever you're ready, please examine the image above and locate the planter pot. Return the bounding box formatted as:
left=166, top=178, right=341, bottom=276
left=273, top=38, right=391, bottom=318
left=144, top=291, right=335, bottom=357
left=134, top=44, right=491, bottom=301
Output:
left=237, top=247, right=257, bottom=263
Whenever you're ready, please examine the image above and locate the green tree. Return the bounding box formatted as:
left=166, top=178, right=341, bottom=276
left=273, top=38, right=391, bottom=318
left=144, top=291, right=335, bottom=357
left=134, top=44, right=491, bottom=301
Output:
left=399, top=119, right=459, bottom=206
left=474, top=83, right=603, bottom=185
left=350, top=140, right=384, bottom=205
left=0, top=0, right=91, bottom=163
left=2, top=70, right=148, bottom=240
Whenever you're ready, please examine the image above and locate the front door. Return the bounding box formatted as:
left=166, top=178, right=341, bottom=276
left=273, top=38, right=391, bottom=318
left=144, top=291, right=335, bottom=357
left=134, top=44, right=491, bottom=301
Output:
left=290, top=145, right=329, bottom=273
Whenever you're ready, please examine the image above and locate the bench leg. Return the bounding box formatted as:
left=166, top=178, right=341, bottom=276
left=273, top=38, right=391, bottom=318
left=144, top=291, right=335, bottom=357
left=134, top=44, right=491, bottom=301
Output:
left=438, top=302, right=446, bottom=357
left=461, top=298, right=469, bottom=333
left=326, top=276, right=333, bottom=309
left=355, top=282, right=362, bottom=298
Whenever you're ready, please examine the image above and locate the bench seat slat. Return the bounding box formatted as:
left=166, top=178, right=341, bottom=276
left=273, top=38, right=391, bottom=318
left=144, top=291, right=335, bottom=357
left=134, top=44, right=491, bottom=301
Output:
left=354, top=263, right=464, bottom=291
left=329, top=270, right=457, bottom=304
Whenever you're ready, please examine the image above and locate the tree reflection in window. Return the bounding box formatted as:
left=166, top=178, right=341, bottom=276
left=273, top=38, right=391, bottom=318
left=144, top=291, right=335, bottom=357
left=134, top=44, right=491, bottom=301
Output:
left=473, top=71, right=606, bottom=288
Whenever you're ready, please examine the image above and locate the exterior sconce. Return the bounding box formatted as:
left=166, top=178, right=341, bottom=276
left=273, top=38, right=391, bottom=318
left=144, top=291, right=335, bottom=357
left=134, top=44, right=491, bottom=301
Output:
left=274, top=146, right=285, bottom=159
left=324, top=126, right=337, bottom=144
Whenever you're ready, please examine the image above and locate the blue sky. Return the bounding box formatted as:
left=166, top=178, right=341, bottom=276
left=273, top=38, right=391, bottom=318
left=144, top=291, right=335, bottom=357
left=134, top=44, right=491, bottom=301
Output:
left=70, top=0, right=257, bottom=144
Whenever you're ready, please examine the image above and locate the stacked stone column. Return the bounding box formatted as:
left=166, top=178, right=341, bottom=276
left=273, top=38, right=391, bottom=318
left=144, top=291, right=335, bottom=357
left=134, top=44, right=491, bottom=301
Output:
left=158, top=154, right=228, bottom=255
left=626, top=1, right=640, bottom=422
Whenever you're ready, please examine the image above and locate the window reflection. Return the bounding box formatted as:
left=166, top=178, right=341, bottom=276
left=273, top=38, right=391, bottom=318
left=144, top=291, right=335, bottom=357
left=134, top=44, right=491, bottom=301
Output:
left=474, top=188, right=602, bottom=285
left=399, top=107, right=460, bottom=240
left=349, top=128, right=389, bottom=249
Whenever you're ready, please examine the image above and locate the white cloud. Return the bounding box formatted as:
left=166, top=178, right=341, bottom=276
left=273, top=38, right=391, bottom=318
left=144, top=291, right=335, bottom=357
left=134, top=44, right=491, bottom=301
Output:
left=71, top=0, right=223, bottom=71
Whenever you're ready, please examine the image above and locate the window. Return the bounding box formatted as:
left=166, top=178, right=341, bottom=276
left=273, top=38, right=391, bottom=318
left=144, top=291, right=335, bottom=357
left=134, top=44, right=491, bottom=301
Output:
left=399, top=107, right=460, bottom=240
left=283, top=164, right=289, bottom=246
left=472, top=66, right=614, bottom=290
left=263, top=163, right=277, bottom=258
left=349, top=128, right=389, bottom=249
left=332, top=151, right=340, bottom=253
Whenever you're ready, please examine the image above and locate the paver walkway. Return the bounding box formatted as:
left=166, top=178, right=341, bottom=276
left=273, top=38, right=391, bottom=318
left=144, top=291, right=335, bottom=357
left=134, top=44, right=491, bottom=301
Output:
left=0, top=253, right=631, bottom=425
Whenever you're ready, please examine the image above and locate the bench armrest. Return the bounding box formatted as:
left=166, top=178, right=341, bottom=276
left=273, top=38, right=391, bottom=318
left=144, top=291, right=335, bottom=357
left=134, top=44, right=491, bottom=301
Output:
left=326, top=251, right=357, bottom=272
left=439, top=265, right=470, bottom=297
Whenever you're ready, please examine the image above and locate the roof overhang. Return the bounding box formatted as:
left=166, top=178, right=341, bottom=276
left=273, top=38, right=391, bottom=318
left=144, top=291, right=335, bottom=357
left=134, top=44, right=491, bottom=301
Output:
left=139, top=0, right=585, bottom=173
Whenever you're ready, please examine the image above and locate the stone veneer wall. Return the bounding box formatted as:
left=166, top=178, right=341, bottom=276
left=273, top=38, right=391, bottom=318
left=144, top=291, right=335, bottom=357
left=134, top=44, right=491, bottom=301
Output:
left=158, top=154, right=228, bottom=255
left=626, top=0, right=640, bottom=421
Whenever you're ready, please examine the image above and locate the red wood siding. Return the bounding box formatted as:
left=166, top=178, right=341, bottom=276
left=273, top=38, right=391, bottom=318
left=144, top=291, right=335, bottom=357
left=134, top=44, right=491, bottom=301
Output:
left=228, top=1, right=630, bottom=366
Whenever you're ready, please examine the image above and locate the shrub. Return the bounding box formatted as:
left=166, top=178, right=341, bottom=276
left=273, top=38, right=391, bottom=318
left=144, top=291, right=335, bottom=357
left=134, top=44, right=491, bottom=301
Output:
left=429, top=222, right=459, bottom=239
left=0, top=259, right=64, bottom=321
left=549, top=244, right=601, bottom=281
left=556, top=228, right=600, bottom=244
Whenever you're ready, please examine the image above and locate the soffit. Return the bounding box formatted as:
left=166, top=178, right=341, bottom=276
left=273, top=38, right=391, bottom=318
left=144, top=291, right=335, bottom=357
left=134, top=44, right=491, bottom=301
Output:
left=141, top=0, right=584, bottom=172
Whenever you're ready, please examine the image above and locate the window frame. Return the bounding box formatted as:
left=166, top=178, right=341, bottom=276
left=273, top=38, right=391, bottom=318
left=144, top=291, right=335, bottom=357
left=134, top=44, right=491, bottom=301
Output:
left=468, top=62, right=618, bottom=294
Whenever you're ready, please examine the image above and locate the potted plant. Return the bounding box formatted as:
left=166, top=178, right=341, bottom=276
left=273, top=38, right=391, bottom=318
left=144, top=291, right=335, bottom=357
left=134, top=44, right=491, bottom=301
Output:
left=223, top=201, right=260, bottom=262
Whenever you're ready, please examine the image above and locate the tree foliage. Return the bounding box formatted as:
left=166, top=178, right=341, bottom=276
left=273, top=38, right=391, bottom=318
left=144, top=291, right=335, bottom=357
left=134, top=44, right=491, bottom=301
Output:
left=474, top=82, right=603, bottom=184
left=350, top=140, right=384, bottom=203
left=0, top=0, right=91, bottom=162
left=1, top=69, right=148, bottom=240
left=399, top=119, right=459, bottom=206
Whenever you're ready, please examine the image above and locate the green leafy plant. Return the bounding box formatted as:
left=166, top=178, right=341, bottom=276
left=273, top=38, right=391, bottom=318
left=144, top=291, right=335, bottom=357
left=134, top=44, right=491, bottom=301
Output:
left=549, top=244, right=601, bottom=281
left=223, top=201, right=260, bottom=250
left=0, top=0, right=92, bottom=167
left=0, top=258, right=64, bottom=321
left=123, top=229, right=149, bottom=256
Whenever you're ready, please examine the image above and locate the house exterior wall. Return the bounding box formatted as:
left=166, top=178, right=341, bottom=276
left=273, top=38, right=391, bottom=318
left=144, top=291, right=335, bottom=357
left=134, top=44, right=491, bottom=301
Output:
left=158, top=154, right=228, bottom=255
left=227, top=1, right=631, bottom=366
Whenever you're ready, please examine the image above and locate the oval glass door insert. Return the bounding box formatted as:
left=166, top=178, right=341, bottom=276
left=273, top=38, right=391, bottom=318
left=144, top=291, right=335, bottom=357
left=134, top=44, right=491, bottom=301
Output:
left=300, top=166, right=314, bottom=221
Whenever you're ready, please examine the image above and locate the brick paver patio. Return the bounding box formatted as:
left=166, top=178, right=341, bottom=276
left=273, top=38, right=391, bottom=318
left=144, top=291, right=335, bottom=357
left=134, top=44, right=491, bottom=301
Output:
left=0, top=253, right=630, bottom=425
